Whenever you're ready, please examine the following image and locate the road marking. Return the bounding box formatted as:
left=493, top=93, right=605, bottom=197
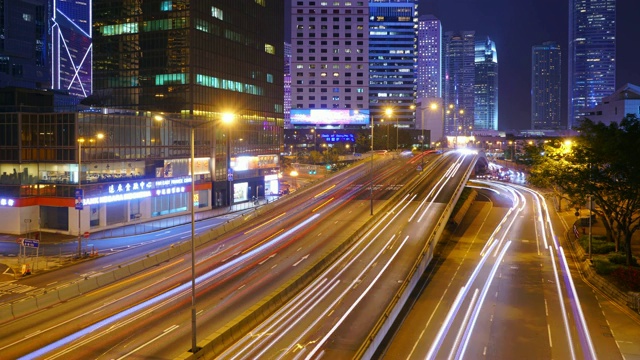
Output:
left=116, top=325, right=179, bottom=360
left=293, top=254, right=310, bottom=267
left=547, top=324, right=553, bottom=347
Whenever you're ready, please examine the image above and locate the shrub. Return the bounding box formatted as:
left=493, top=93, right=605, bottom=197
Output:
left=608, top=253, right=627, bottom=265
left=593, top=259, right=617, bottom=275
left=578, top=235, right=615, bottom=254
left=611, top=267, right=640, bottom=292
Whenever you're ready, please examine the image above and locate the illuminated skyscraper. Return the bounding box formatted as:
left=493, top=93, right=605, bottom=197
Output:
left=532, top=42, right=562, bottom=130
left=51, top=0, right=92, bottom=99
left=417, top=15, right=442, bottom=99
left=443, top=31, right=475, bottom=135
left=369, top=0, right=418, bottom=127
left=474, top=37, right=498, bottom=131
left=0, top=0, right=50, bottom=90
left=568, top=0, right=616, bottom=128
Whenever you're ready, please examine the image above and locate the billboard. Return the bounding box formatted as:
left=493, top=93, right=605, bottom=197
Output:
left=290, top=109, right=370, bottom=126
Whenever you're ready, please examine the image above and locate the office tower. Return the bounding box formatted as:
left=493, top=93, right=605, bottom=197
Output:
left=0, top=0, right=50, bottom=90
left=92, top=1, right=284, bottom=205
left=417, top=15, right=442, bottom=99
left=532, top=42, right=562, bottom=130
left=568, top=0, right=616, bottom=128
left=289, top=1, right=370, bottom=128
left=369, top=0, right=418, bottom=126
left=284, top=42, right=292, bottom=129
left=474, top=37, right=498, bottom=131
left=51, top=0, right=92, bottom=99
left=443, top=31, right=475, bottom=136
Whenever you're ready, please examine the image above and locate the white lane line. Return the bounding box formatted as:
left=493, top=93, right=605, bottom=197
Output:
left=116, top=325, right=179, bottom=360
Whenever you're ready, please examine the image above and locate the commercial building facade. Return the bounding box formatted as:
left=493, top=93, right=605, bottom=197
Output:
left=568, top=0, right=616, bottom=129
left=443, top=31, right=475, bottom=136
left=474, top=37, right=498, bottom=131
left=531, top=41, right=562, bottom=130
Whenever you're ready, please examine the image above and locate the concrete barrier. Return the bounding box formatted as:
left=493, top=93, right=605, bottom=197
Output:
left=95, top=271, right=116, bottom=287
left=127, top=259, right=146, bottom=275
left=113, top=266, right=132, bottom=280
left=77, top=277, right=99, bottom=294
left=57, top=284, right=80, bottom=301
left=36, top=290, right=61, bottom=310
left=155, top=250, right=170, bottom=263
left=11, top=297, right=38, bottom=318
left=142, top=255, right=159, bottom=269
left=0, top=303, right=14, bottom=324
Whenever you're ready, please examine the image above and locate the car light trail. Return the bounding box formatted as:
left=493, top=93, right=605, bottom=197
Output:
left=20, top=214, right=321, bottom=360
left=303, top=235, right=410, bottom=360
left=549, top=246, right=577, bottom=360
left=456, top=241, right=512, bottom=360
left=243, top=213, right=286, bottom=235
left=426, top=240, right=499, bottom=360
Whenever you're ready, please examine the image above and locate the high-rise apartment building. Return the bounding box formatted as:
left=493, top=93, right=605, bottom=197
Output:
left=532, top=42, right=562, bottom=130
left=417, top=15, right=442, bottom=99
left=568, top=0, right=616, bottom=129
left=474, top=37, right=498, bottom=131
left=289, top=1, right=370, bottom=115
left=369, top=0, right=418, bottom=126
left=284, top=42, right=292, bottom=129
left=92, top=1, right=284, bottom=205
left=0, top=0, right=50, bottom=91
left=51, top=0, right=92, bottom=99
left=443, top=31, right=475, bottom=136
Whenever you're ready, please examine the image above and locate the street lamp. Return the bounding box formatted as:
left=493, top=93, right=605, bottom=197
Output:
left=370, top=115, right=374, bottom=215
left=222, top=113, right=235, bottom=210
left=385, top=107, right=397, bottom=151
left=76, top=132, right=104, bottom=258
left=154, top=113, right=232, bottom=354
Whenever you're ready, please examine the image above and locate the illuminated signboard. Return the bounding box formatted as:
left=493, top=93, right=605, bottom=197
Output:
left=290, top=109, right=370, bottom=126
left=0, top=198, right=15, bottom=207
left=320, top=133, right=355, bottom=143
left=84, top=176, right=193, bottom=205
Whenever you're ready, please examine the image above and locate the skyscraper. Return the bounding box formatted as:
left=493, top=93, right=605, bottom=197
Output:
left=92, top=1, right=284, bottom=205
left=568, top=0, right=616, bottom=129
left=284, top=42, right=292, bottom=129
left=443, top=31, right=475, bottom=136
left=417, top=15, right=442, bottom=100
left=474, top=37, right=498, bottom=131
left=0, top=0, right=50, bottom=91
left=289, top=1, right=369, bottom=114
left=369, top=0, right=418, bottom=126
left=51, top=0, right=92, bottom=99
left=532, top=42, right=562, bottom=130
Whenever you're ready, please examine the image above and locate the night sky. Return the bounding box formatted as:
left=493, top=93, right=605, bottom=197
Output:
left=285, top=0, right=640, bottom=130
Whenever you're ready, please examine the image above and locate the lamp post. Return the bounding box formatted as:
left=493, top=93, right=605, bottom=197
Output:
left=370, top=116, right=374, bottom=216
left=385, top=107, right=394, bottom=151
left=224, top=113, right=235, bottom=209
left=154, top=113, right=232, bottom=354
left=76, top=133, right=103, bottom=258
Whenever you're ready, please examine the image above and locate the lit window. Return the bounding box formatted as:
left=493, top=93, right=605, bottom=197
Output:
left=265, top=43, right=275, bottom=55
left=160, top=1, right=172, bottom=11
left=23, top=14, right=32, bottom=22
left=211, top=6, right=223, bottom=20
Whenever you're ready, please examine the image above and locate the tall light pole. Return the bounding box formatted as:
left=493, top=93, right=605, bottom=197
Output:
left=370, top=116, right=374, bottom=216
left=154, top=113, right=232, bottom=354
left=224, top=113, right=235, bottom=209
left=385, top=107, right=394, bottom=151
left=76, top=133, right=103, bottom=258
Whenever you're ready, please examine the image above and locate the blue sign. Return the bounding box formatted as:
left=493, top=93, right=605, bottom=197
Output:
left=320, top=133, right=356, bottom=143
left=75, top=188, right=84, bottom=210
left=22, top=239, right=39, bottom=248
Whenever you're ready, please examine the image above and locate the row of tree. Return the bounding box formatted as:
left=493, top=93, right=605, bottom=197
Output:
left=527, top=114, right=640, bottom=265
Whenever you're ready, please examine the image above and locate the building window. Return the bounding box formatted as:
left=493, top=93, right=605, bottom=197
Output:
left=211, top=6, right=223, bottom=20
left=160, top=1, right=172, bottom=11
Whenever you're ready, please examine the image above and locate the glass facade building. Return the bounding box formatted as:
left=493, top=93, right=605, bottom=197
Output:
left=51, top=0, right=92, bottom=99
left=531, top=42, right=562, bottom=130
left=369, top=0, right=417, bottom=127
left=92, top=0, right=284, bottom=205
left=417, top=15, right=441, bottom=100
left=0, top=0, right=50, bottom=90
left=474, top=37, right=498, bottom=131
left=443, top=31, right=475, bottom=136
left=568, top=0, right=616, bottom=129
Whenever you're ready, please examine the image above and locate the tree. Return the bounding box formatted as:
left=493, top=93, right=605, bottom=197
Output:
left=529, top=115, right=640, bottom=265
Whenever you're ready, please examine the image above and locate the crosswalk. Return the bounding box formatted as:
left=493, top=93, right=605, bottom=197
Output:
left=0, top=281, right=37, bottom=296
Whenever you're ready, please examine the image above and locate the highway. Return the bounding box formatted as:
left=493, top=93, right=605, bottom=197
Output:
left=380, top=180, right=623, bottom=360
left=216, top=151, right=477, bottom=359
left=0, top=150, right=467, bottom=359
